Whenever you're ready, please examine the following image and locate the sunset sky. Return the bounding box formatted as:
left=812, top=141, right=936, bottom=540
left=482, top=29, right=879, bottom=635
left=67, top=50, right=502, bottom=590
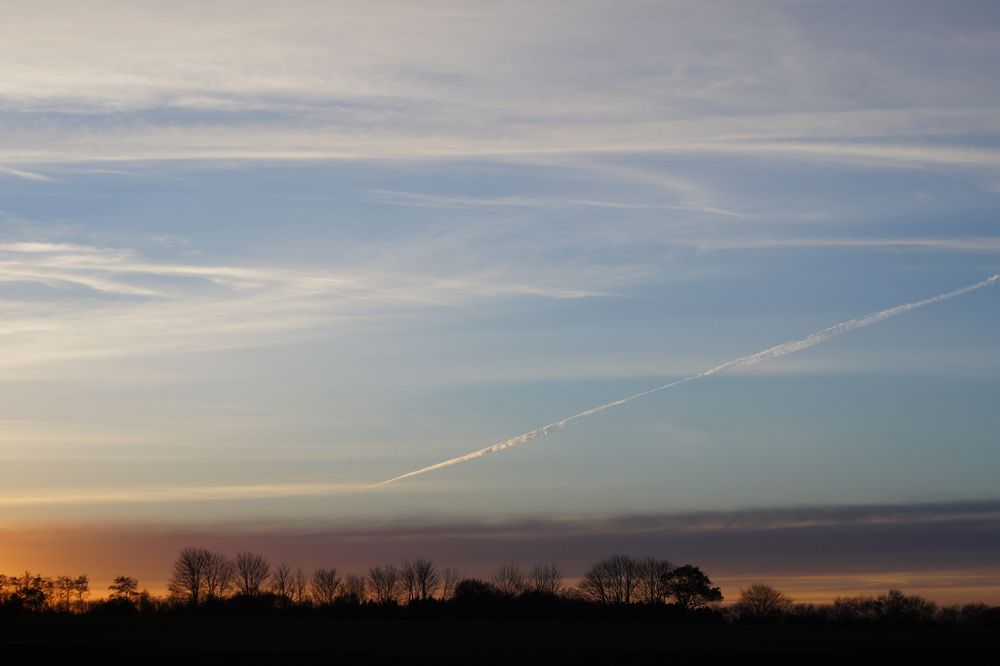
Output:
left=2, top=1, right=1000, bottom=602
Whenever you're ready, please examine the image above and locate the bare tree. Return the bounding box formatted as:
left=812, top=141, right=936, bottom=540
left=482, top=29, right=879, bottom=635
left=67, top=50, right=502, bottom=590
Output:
left=203, top=551, right=235, bottom=601
left=938, top=602, right=991, bottom=625
left=291, top=568, right=309, bottom=605
left=875, top=589, right=937, bottom=624
left=492, top=562, right=527, bottom=597
left=831, top=594, right=878, bottom=623
left=341, top=574, right=366, bottom=603
left=529, top=563, right=563, bottom=595
left=109, top=576, right=139, bottom=602
left=311, top=568, right=341, bottom=606
left=234, top=551, right=270, bottom=597
left=270, top=562, right=293, bottom=603
left=400, top=561, right=419, bottom=603
left=368, top=563, right=400, bottom=605
left=168, top=546, right=213, bottom=606
left=0, top=574, right=10, bottom=604
left=441, top=567, right=460, bottom=601
left=733, top=583, right=793, bottom=622
left=637, top=557, right=673, bottom=604
left=416, top=559, right=440, bottom=601
left=401, top=558, right=439, bottom=603
left=579, top=554, right=641, bottom=605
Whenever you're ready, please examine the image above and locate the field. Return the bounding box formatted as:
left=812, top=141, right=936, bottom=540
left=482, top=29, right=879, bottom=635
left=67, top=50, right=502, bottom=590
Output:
left=2, top=616, right=998, bottom=662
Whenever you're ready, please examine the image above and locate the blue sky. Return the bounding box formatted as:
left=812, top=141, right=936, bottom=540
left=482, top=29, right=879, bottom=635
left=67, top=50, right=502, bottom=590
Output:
left=2, top=1, right=1000, bottom=595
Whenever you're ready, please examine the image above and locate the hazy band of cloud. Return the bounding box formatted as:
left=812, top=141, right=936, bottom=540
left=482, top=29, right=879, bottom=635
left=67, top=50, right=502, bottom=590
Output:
left=3, top=3, right=1000, bottom=172
left=6, top=132, right=1000, bottom=172
left=5, top=500, right=1000, bottom=603
left=0, top=482, right=364, bottom=508
left=365, top=189, right=746, bottom=218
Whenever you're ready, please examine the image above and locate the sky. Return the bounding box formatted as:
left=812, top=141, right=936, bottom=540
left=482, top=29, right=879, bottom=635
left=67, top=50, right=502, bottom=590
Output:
left=2, top=0, right=1000, bottom=602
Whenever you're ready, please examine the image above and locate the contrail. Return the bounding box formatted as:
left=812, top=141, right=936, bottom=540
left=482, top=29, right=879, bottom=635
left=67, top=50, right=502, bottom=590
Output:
left=368, top=274, right=1000, bottom=488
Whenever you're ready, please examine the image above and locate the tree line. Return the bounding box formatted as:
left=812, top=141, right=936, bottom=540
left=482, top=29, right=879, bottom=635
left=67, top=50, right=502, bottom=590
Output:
left=2, top=550, right=998, bottom=625
left=163, top=549, right=724, bottom=613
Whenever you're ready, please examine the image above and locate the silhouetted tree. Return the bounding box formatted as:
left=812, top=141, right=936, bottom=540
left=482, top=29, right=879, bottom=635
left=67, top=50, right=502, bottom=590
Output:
left=938, top=602, right=993, bottom=625
left=54, top=575, right=76, bottom=612
left=341, top=574, right=366, bottom=604
left=108, top=576, right=139, bottom=602
left=875, top=589, right=937, bottom=624
left=733, top=583, right=793, bottom=622
left=368, top=564, right=400, bottom=605
left=136, top=589, right=155, bottom=614
left=400, top=561, right=418, bottom=603
left=291, top=568, right=309, bottom=605
left=492, top=562, right=527, bottom=597
left=665, top=564, right=723, bottom=611
left=0, top=574, right=10, bottom=605
left=579, top=554, right=641, bottom=605
left=415, top=559, right=440, bottom=602
left=452, top=578, right=499, bottom=604
left=311, top=568, right=341, bottom=606
left=528, top=563, right=563, bottom=596
left=234, top=551, right=270, bottom=597
left=270, top=562, right=293, bottom=604
left=96, top=576, right=138, bottom=615
left=73, top=575, right=89, bottom=612
left=829, top=591, right=936, bottom=625
left=401, top=558, right=439, bottom=603
left=168, top=546, right=213, bottom=607
left=831, top=594, right=877, bottom=623
left=636, top=557, right=673, bottom=604
left=788, top=601, right=827, bottom=624
left=957, top=603, right=994, bottom=625
left=441, top=567, right=460, bottom=601
left=203, top=551, right=234, bottom=602
left=13, top=571, right=52, bottom=612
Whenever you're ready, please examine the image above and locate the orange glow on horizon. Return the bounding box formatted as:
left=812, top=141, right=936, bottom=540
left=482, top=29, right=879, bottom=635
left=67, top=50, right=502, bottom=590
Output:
left=4, top=522, right=999, bottom=607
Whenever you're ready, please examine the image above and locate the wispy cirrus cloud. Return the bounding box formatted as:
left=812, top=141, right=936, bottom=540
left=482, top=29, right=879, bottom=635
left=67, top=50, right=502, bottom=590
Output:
left=367, top=189, right=745, bottom=218
left=0, top=240, right=606, bottom=369
left=6, top=127, right=1000, bottom=171
left=695, top=236, right=1000, bottom=253
left=0, top=166, right=52, bottom=181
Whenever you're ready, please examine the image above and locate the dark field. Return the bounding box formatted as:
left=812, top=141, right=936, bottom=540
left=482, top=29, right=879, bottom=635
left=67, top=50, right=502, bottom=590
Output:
left=2, top=616, right=998, bottom=663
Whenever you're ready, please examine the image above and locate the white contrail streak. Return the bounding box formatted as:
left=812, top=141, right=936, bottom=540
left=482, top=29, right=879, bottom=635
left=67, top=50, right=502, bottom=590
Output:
left=368, top=275, right=1000, bottom=488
